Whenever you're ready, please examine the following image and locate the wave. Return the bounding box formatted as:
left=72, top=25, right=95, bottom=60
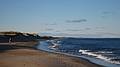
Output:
left=79, top=49, right=120, bottom=64
left=47, top=40, right=61, bottom=50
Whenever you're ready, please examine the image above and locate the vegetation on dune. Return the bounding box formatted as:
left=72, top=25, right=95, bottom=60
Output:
left=0, top=31, right=59, bottom=43
left=0, top=31, right=40, bottom=42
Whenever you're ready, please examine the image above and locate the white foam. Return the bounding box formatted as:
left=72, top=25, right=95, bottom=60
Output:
left=98, top=51, right=113, bottom=53
left=79, top=49, right=120, bottom=65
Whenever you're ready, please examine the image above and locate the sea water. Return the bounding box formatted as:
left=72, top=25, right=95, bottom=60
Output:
left=36, top=38, right=120, bottom=67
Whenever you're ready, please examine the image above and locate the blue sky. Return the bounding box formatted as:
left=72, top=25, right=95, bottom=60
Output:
left=0, top=0, right=120, bottom=37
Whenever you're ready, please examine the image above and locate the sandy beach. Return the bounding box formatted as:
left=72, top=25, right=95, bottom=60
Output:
left=0, top=43, right=103, bottom=67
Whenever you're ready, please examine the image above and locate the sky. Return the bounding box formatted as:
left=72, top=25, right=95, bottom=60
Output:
left=0, top=0, right=120, bottom=37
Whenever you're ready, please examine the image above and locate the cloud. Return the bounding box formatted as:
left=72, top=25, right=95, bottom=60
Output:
left=45, top=28, right=54, bottom=31
left=49, top=23, right=57, bottom=25
left=66, top=29, right=82, bottom=32
left=55, top=30, right=61, bottom=32
left=66, top=19, right=87, bottom=23
left=40, top=32, right=53, bottom=36
left=102, top=11, right=112, bottom=14
left=85, top=28, right=91, bottom=30
left=100, top=32, right=120, bottom=36
left=40, top=31, right=120, bottom=38
left=95, top=32, right=120, bottom=38
left=44, top=33, right=104, bottom=37
left=66, top=27, right=92, bottom=32
left=95, top=27, right=105, bottom=29
left=45, top=23, right=57, bottom=25
left=101, top=11, right=115, bottom=18
left=0, top=27, right=16, bottom=31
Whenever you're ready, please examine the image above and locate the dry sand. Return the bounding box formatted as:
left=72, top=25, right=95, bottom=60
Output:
left=0, top=48, right=103, bottom=67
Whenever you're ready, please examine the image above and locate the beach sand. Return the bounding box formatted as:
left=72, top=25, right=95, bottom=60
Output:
left=0, top=42, right=103, bottom=67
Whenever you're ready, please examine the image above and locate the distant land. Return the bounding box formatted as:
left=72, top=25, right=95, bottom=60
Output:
left=0, top=31, right=58, bottom=43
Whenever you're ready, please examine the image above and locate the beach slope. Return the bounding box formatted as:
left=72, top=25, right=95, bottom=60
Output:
left=0, top=48, right=102, bottom=67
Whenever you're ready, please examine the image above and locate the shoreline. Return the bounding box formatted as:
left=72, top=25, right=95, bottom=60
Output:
left=37, top=49, right=104, bottom=67
left=0, top=42, right=103, bottom=67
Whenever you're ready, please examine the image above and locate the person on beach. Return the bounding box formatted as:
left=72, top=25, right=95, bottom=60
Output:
left=9, top=37, right=12, bottom=45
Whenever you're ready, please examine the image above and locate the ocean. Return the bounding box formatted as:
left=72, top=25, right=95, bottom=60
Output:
left=36, top=38, right=120, bottom=67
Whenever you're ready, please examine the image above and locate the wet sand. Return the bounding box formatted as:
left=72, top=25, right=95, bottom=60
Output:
left=0, top=42, right=103, bottom=67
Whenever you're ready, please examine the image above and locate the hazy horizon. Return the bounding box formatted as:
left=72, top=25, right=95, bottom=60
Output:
left=0, top=0, right=120, bottom=37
